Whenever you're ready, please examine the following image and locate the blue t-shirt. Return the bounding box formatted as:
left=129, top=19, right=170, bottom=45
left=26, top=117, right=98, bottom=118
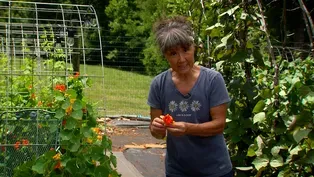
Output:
left=147, top=66, right=232, bottom=177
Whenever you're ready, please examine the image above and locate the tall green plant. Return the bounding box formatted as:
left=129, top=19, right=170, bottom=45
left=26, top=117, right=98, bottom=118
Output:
left=13, top=72, right=119, bottom=177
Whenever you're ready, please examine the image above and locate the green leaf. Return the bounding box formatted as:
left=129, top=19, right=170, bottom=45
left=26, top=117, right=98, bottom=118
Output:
left=270, top=155, right=283, bottom=168
left=82, top=126, right=93, bottom=138
left=62, top=99, right=71, bottom=110
left=68, top=141, right=80, bottom=152
left=278, top=168, right=292, bottom=177
left=253, top=100, right=265, bottom=113
left=231, top=135, right=241, bottom=143
left=282, top=115, right=294, bottom=128
left=219, top=5, right=240, bottom=17
left=235, top=166, right=253, bottom=171
left=260, top=89, right=272, bottom=99
left=241, top=12, right=248, bottom=20
left=252, top=154, right=269, bottom=171
left=215, top=61, right=225, bottom=71
left=55, top=91, right=65, bottom=101
left=253, top=112, right=266, bottom=124
left=303, top=92, right=314, bottom=105
left=65, top=159, right=79, bottom=174
left=55, top=95, right=65, bottom=101
left=215, top=33, right=233, bottom=50
left=55, top=109, right=65, bottom=119
left=109, top=171, right=121, bottom=177
left=66, top=89, right=77, bottom=98
left=302, top=149, right=314, bottom=164
left=253, top=49, right=265, bottom=67
left=246, top=41, right=254, bottom=49
left=110, top=153, right=117, bottom=168
left=255, top=136, right=264, bottom=156
left=230, top=50, right=247, bottom=63
left=293, top=128, right=311, bottom=143
left=271, top=146, right=282, bottom=156
left=49, top=124, right=58, bottom=133
left=86, top=104, right=94, bottom=114
left=289, top=145, right=302, bottom=156
left=73, top=100, right=83, bottom=110
left=206, top=23, right=224, bottom=37
left=247, top=144, right=257, bottom=157
left=298, top=85, right=311, bottom=96
left=31, top=157, right=46, bottom=174
left=60, top=130, right=73, bottom=141
left=95, top=166, right=109, bottom=177
left=65, top=117, right=77, bottom=130
left=308, top=130, right=314, bottom=140
left=72, top=110, right=83, bottom=120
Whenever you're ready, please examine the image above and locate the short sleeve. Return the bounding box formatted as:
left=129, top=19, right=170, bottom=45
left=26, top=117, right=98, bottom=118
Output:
left=209, top=72, right=230, bottom=108
left=147, top=78, right=161, bottom=109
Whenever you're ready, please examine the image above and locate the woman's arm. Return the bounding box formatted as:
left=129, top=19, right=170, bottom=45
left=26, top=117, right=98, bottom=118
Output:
left=167, top=103, right=228, bottom=137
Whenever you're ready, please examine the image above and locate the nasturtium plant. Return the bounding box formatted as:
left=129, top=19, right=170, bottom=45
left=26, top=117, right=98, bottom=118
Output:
left=12, top=72, right=119, bottom=177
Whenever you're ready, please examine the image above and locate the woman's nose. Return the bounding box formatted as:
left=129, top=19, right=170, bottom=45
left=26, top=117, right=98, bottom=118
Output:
left=178, top=52, right=185, bottom=62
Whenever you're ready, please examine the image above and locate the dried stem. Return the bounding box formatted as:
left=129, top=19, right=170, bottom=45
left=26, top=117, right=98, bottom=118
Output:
left=256, top=0, right=280, bottom=115
left=298, top=0, right=314, bottom=54
left=280, top=0, right=288, bottom=62
left=241, top=0, right=251, bottom=81
left=302, top=11, right=314, bottom=52
left=256, top=0, right=278, bottom=86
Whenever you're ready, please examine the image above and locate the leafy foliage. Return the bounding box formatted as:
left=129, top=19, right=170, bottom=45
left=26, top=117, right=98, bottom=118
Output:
left=11, top=65, right=119, bottom=177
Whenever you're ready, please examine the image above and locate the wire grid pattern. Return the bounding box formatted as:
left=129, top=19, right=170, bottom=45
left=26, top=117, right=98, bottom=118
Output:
left=0, top=110, right=59, bottom=177
left=0, top=1, right=105, bottom=176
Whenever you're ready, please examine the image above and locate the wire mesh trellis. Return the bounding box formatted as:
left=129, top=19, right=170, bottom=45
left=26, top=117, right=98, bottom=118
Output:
left=0, top=1, right=105, bottom=176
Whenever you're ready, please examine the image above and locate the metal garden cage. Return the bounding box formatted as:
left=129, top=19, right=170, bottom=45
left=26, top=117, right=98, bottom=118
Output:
left=0, top=1, right=105, bottom=176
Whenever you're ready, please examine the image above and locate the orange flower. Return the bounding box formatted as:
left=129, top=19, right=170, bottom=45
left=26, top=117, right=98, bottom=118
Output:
left=30, top=93, right=36, bottom=99
left=53, top=153, right=61, bottom=160
left=74, top=72, right=80, bottom=78
left=47, top=102, right=53, bottom=107
left=28, top=85, right=33, bottom=89
left=92, top=128, right=101, bottom=134
left=162, top=114, right=174, bottom=126
left=86, top=138, right=93, bottom=144
left=14, top=141, right=21, bottom=150
left=54, top=84, right=66, bottom=92
left=54, top=161, right=62, bottom=169
left=66, top=105, right=73, bottom=115
left=37, top=101, right=43, bottom=107
left=97, top=135, right=102, bottom=141
left=22, top=139, right=29, bottom=146
left=70, top=99, right=76, bottom=104
left=50, top=148, right=55, bottom=151
left=62, top=120, right=67, bottom=126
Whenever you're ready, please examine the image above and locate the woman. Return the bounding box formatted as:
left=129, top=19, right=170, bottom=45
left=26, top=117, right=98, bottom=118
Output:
left=147, top=16, right=233, bottom=177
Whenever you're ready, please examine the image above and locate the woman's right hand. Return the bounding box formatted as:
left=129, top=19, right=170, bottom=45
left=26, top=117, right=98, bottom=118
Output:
left=150, top=117, right=166, bottom=139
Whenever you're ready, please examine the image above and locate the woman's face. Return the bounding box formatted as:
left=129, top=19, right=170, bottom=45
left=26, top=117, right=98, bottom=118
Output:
left=164, top=45, right=195, bottom=75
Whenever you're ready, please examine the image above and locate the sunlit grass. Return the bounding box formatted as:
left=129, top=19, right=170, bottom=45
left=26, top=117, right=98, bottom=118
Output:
left=81, top=65, right=153, bottom=117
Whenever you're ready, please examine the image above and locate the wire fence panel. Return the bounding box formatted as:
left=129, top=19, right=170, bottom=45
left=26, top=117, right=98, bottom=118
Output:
left=0, top=1, right=106, bottom=176
left=0, top=110, right=59, bottom=177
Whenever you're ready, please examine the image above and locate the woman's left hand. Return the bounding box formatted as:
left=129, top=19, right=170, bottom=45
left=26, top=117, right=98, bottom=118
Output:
left=166, top=122, right=187, bottom=136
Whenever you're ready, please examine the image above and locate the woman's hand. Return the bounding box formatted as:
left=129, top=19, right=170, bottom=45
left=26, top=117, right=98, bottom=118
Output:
left=166, top=122, right=187, bottom=136
left=150, top=117, right=167, bottom=139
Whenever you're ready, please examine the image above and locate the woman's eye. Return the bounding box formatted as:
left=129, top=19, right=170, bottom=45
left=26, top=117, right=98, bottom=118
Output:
left=170, top=52, right=177, bottom=56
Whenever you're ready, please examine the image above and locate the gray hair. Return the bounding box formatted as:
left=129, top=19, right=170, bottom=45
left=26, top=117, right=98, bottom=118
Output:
left=153, top=16, right=195, bottom=54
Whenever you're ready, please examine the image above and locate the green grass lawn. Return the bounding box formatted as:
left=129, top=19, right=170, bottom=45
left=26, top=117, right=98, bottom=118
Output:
left=81, top=65, right=153, bottom=117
